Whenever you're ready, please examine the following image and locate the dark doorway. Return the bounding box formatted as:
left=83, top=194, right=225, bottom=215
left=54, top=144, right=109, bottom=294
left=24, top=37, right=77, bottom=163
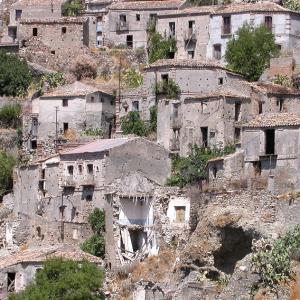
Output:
left=7, top=272, right=16, bottom=292
left=201, top=127, right=208, bottom=147
left=234, top=102, right=241, bottom=121
left=126, top=35, right=133, bottom=48
left=265, top=129, right=275, bottom=155
left=63, top=122, right=69, bottom=134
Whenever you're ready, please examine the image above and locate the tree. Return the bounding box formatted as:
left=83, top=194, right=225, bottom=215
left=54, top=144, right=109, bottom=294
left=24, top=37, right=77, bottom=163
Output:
left=121, top=111, right=149, bottom=137
left=0, top=51, right=32, bottom=97
left=62, top=0, right=84, bottom=16
left=0, top=103, right=21, bottom=128
left=0, top=151, right=16, bottom=199
left=9, top=258, right=105, bottom=300
left=122, top=68, right=143, bottom=88
left=81, top=209, right=106, bottom=258
left=225, top=24, right=279, bottom=81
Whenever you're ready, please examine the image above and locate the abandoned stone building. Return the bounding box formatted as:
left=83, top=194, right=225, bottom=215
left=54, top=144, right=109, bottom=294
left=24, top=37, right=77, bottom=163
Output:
left=23, top=81, right=115, bottom=155
left=156, top=1, right=300, bottom=62
left=7, top=137, right=187, bottom=268
left=17, top=17, right=89, bottom=53
left=0, top=244, right=102, bottom=299
left=3, top=0, right=66, bottom=43
left=105, top=0, right=183, bottom=49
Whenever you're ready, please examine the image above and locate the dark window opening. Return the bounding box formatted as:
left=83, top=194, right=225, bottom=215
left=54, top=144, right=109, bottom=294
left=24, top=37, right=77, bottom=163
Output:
left=173, top=103, right=179, bottom=118
left=31, top=140, right=37, bottom=150
left=87, top=164, right=93, bottom=174
left=120, top=14, right=126, bottom=22
left=234, top=127, right=241, bottom=142
left=234, top=102, right=241, bottom=121
left=126, top=35, right=133, bottom=48
left=90, top=96, right=95, bottom=103
left=129, top=230, right=146, bottom=252
left=277, top=98, right=284, bottom=112
left=265, top=129, right=275, bottom=155
left=169, top=22, right=175, bottom=38
left=136, top=14, right=140, bottom=21
left=7, top=272, right=16, bottom=292
left=218, top=77, right=223, bottom=85
left=188, top=50, right=195, bottom=59
left=67, top=165, right=74, bottom=175
left=51, top=50, right=55, bottom=55
left=201, top=127, right=208, bottom=148
left=86, top=194, right=92, bottom=201
left=222, top=16, right=231, bottom=35
left=213, top=44, right=221, bottom=60
left=132, top=101, right=139, bottom=112
left=212, top=166, right=218, bottom=178
left=63, top=122, right=68, bottom=133
left=161, top=73, right=169, bottom=83
left=62, top=98, right=68, bottom=107
left=100, top=97, right=104, bottom=103
left=259, top=102, right=263, bottom=114
left=265, top=16, right=272, bottom=31
left=15, top=10, right=22, bottom=21
left=78, top=165, right=83, bottom=174
left=61, top=27, right=67, bottom=34
left=33, top=27, right=38, bottom=36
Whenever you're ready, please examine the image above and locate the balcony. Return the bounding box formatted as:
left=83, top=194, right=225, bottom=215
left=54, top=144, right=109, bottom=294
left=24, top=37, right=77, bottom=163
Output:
left=184, top=29, right=197, bottom=41
left=62, top=175, right=75, bottom=187
left=116, top=21, right=129, bottom=32
left=170, top=138, right=180, bottom=152
left=80, top=174, right=95, bottom=186
left=170, top=116, right=182, bottom=129
left=221, top=25, right=232, bottom=36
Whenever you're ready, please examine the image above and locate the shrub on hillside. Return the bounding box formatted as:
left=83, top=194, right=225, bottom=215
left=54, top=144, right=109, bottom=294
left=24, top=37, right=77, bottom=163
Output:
left=70, top=55, right=97, bottom=80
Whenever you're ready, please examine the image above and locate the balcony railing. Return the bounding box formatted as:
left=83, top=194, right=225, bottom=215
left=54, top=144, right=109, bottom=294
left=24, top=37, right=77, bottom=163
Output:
left=62, top=175, right=75, bottom=187
left=116, top=21, right=129, bottom=31
left=80, top=174, right=95, bottom=186
left=184, top=29, right=197, bottom=41
left=221, top=25, right=232, bottom=36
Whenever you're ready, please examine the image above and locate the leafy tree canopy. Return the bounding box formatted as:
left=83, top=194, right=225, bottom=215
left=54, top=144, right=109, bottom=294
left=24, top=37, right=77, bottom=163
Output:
left=62, top=0, right=84, bottom=16
left=0, top=51, right=32, bottom=97
left=121, top=111, right=149, bottom=137
left=122, top=68, right=143, bottom=88
left=9, top=258, right=105, bottom=300
left=0, top=151, right=16, bottom=199
left=0, top=103, right=21, bottom=129
left=225, top=24, right=279, bottom=81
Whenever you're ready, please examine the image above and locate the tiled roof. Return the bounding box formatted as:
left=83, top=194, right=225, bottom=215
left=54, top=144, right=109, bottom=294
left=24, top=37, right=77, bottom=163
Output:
left=20, top=17, right=88, bottom=24
left=242, top=113, right=300, bottom=128
left=109, top=0, right=183, bottom=10
left=145, top=59, right=242, bottom=76
left=159, top=1, right=293, bottom=16
left=61, top=137, right=136, bottom=155
left=252, top=82, right=300, bottom=95
left=41, top=81, right=112, bottom=98
left=0, top=244, right=102, bottom=269
left=12, top=0, right=65, bottom=7
left=184, top=89, right=250, bottom=101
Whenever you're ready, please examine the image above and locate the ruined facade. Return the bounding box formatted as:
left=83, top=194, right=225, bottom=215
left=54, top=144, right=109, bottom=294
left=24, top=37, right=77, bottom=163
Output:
left=105, top=0, right=183, bottom=49
left=157, top=2, right=300, bottom=62
left=23, top=81, right=115, bottom=155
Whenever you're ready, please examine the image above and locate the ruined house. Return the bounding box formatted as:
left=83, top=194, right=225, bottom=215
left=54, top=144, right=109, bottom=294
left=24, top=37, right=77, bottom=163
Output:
left=242, top=113, right=300, bottom=195
left=134, top=59, right=253, bottom=155
left=105, top=0, right=183, bottom=49
left=23, top=81, right=115, bottom=154
left=8, top=137, right=184, bottom=267
left=0, top=244, right=102, bottom=300
left=156, top=1, right=300, bottom=62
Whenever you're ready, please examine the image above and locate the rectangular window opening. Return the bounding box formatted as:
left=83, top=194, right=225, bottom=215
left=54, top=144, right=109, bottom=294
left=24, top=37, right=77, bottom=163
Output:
left=234, top=127, right=241, bottom=142
left=61, top=26, right=67, bottom=34
left=213, top=44, right=221, bottom=60
left=63, top=122, right=69, bottom=133
left=87, top=164, right=94, bottom=174
left=175, top=206, right=186, bottom=223
left=132, top=101, right=139, bottom=112
left=277, top=98, right=284, bottom=112
left=265, top=129, right=275, bottom=155
left=136, top=14, right=140, bottom=21
left=33, top=27, right=38, bottom=36
left=7, top=272, right=16, bottom=292
left=62, top=98, right=68, bottom=107
left=67, top=165, right=74, bottom=175
left=222, top=16, right=231, bottom=35
left=235, top=101, right=241, bottom=121
left=265, top=16, right=272, bottom=31
left=126, top=35, right=133, bottom=48
left=259, top=102, right=263, bottom=114
left=201, top=127, right=208, bottom=148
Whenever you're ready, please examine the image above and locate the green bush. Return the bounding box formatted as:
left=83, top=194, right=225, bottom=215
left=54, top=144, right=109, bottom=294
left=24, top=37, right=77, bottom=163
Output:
left=225, top=24, right=279, bottom=81
left=121, top=111, right=149, bottom=137
left=283, top=0, right=300, bottom=12
left=81, top=234, right=105, bottom=258
left=62, top=0, right=84, bottom=16
left=81, top=208, right=105, bottom=258
left=167, top=144, right=235, bottom=188
left=154, top=79, right=181, bottom=99
left=273, top=74, right=294, bottom=88
left=149, top=106, right=157, bottom=133
left=83, top=128, right=104, bottom=137
left=0, top=151, right=16, bottom=198
left=9, top=258, right=105, bottom=300
left=0, top=51, right=32, bottom=97
left=0, top=103, right=21, bottom=128
left=252, top=225, right=300, bottom=290
left=148, top=31, right=177, bottom=64
left=122, top=68, right=143, bottom=88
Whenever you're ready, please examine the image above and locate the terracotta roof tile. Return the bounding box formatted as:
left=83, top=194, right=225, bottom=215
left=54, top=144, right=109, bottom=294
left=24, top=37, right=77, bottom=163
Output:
left=0, top=245, right=102, bottom=269
left=184, top=89, right=250, bottom=101
left=109, top=0, right=183, bottom=10
left=252, top=82, right=300, bottom=95
left=242, top=113, right=300, bottom=128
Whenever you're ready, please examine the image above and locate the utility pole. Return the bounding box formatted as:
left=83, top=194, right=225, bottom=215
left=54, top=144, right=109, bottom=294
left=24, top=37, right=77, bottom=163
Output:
left=115, top=55, right=122, bottom=133
left=59, top=193, right=66, bottom=242
left=55, top=106, right=59, bottom=151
